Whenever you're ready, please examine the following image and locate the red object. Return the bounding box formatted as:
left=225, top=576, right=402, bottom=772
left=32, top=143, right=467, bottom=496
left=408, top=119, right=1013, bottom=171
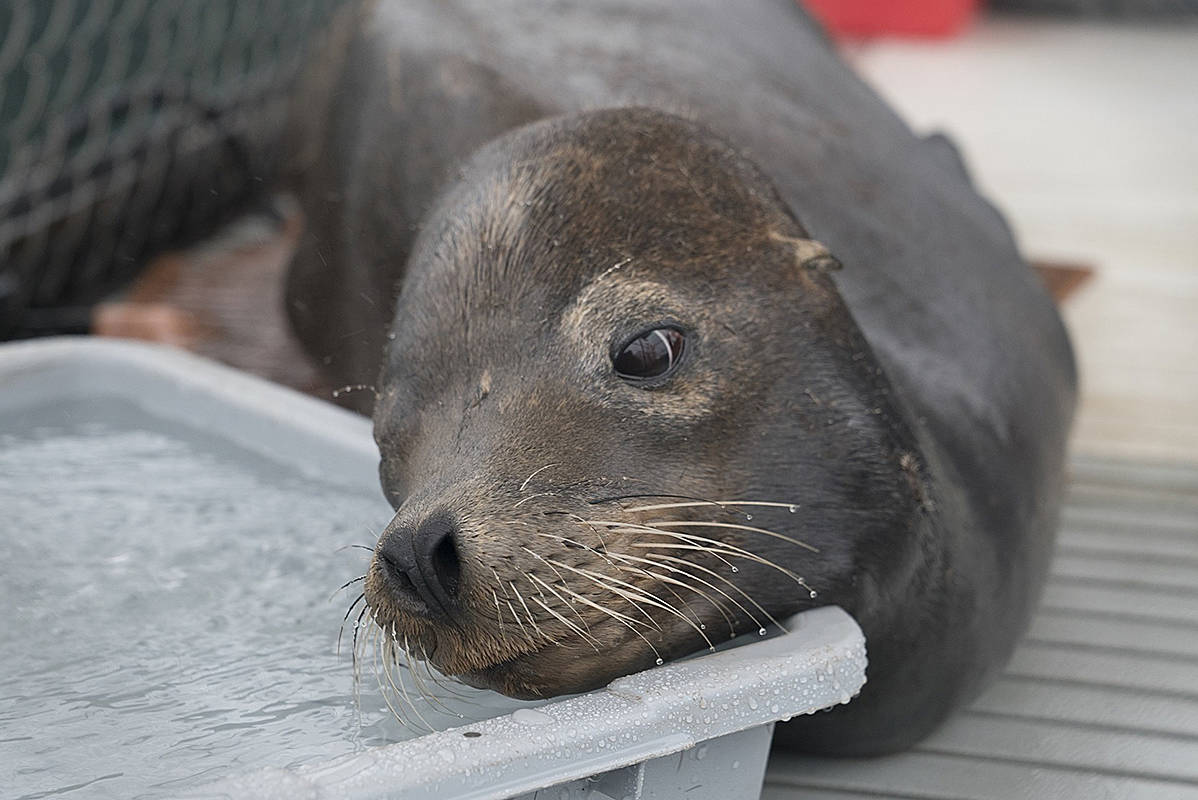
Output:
left=801, top=0, right=978, bottom=38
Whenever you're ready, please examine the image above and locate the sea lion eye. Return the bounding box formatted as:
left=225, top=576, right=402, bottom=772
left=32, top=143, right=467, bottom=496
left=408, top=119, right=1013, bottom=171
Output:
left=613, top=327, right=685, bottom=382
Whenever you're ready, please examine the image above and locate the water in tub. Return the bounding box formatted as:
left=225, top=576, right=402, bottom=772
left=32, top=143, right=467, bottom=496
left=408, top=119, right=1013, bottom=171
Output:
left=0, top=396, right=536, bottom=798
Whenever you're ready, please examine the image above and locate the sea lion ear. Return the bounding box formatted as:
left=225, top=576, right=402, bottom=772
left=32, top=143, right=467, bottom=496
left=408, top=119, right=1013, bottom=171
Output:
left=768, top=231, right=844, bottom=273
left=801, top=248, right=843, bottom=274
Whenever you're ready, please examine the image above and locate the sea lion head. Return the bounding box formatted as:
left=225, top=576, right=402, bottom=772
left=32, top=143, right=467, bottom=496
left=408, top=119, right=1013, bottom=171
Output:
left=362, top=108, right=922, bottom=700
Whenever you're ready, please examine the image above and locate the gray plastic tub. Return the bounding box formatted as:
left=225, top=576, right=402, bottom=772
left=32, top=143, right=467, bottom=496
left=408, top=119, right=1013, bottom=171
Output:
left=0, top=337, right=866, bottom=800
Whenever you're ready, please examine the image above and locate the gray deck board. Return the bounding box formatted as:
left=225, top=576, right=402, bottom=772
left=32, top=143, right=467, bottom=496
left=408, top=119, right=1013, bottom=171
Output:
left=764, top=458, right=1198, bottom=799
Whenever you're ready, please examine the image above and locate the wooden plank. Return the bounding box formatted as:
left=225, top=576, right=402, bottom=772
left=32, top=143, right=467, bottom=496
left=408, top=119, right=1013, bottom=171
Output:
left=919, top=714, right=1198, bottom=783
left=1069, top=458, right=1198, bottom=495
left=1065, top=484, right=1198, bottom=516
left=1040, top=583, right=1198, bottom=627
left=1027, top=611, right=1198, bottom=660
left=970, top=677, right=1198, bottom=739
left=1060, top=505, right=1198, bottom=538
left=1056, top=531, right=1198, bottom=564
left=762, top=787, right=923, bottom=800
left=765, top=751, right=1198, bottom=800
left=1051, top=553, right=1198, bottom=594
left=1006, top=641, right=1198, bottom=697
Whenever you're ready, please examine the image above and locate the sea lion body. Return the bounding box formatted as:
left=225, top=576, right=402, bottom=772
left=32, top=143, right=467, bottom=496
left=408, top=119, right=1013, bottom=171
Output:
left=286, top=0, right=1076, bottom=755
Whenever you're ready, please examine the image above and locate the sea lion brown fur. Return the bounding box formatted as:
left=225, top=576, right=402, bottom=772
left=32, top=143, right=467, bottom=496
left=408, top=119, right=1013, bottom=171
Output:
left=284, top=0, right=1076, bottom=755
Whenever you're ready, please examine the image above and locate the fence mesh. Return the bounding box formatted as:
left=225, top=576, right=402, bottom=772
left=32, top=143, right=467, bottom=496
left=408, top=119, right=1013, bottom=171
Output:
left=0, top=0, right=355, bottom=339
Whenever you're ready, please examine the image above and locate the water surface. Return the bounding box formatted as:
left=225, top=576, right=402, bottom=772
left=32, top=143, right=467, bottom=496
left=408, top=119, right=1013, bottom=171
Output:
left=0, top=396, right=528, bottom=799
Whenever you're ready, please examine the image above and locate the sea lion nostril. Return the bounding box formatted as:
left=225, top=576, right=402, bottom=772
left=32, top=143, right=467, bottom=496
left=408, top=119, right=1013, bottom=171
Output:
left=376, top=530, right=421, bottom=603
left=430, top=527, right=462, bottom=598
left=413, top=516, right=461, bottom=604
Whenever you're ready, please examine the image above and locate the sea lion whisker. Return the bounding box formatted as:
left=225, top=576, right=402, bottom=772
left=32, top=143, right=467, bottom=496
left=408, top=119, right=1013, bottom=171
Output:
left=492, top=590, right=507, bottom=642
left=375, top=635, right=411, bottom=731
left=512, top=492, right=561, bottom=508
left=546, top=579, right=665, bottom=664
left=371, top=630, right=412, bottom=732
left=611, top=561, right=728, bottom=636
left=545, top=557, right=663, bottom=630
left=532, top=531, right=616, bottom=567
left=593, top=552, right=711, bottom=635
left=530, top=575, right=596, bottom=638
left=587, top=492, right=726, bottom=506
left=628, top=540, right=817, bottom=597
left=589, top=519, right=812, bottom=586
left=580, top=564, right=716, bottom=650
left=350, top=604, right=369, bottom=672
left=339, top=544, right=377, bottom=554
left=603, top=551, right=741, bottom=636
left=421, top=657, right=480, bottom=705
left=509, top=580, right=560, bottom=645
left=380, top=634, right=432, bottom=733
left=528, top=578, right=562, bottom=632
left=650, top=519, right=818, bottom=553
left=623, top=500, right=800, bottom=515
left=534, top=512, right=615, bottom=553
left=491, top=567, right=538, bottom=645
left=396, top=634, right=438, bottom=731
left=576, top=520, right=739, bottom=571
left=648, top=552, right=789, bottom=634
left=549, top=558, right=714, bottom=649
left=601, top=517, right=819, bottom=553
left=506, top=599, right=533, bottom=643
left=519, top=463, right=560, bottom=492
left=349, top=607, right=369, bottom=715
left=529, top=591, right=603, bottom=652
left=329, top=574, right=366, bottom=602
left=402, top=641, right=463, bottom=719
left=520, top=549, right=596, bottom=634
left=599, top=551, right=715, bottom=634
left=565, top=511, right=612, bottom=554
left=541, top=561, right=658, bottom=631
left=336, top=592, right=368, bottom=655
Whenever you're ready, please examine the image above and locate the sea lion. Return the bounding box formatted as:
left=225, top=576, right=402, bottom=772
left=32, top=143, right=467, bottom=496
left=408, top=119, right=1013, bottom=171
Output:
left=284, top=0, right=1076, bottom=755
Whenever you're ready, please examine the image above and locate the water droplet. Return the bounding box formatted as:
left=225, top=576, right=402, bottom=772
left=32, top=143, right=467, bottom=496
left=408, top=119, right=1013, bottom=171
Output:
left=655, top=657, right=664, bottom=665
left=732, top=760, right=741, bottom=769
left=809, top=590, right=817, bottom=598
left=745, top=513, right=753, bottom=520
left=770, top=704, right=780, bottom=713
left=694, top=745, right=708, bottom=760
left=512, top=708, right=554, bottom=726
left=748, top=697, right=759, bottom=710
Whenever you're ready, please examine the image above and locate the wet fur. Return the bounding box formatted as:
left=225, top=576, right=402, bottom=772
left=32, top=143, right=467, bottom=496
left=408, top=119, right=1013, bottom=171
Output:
left=285, top=0, right=1076, bottom=755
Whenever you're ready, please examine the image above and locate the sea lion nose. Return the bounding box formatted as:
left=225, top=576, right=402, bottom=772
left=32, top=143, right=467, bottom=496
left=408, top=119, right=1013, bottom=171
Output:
left=376, top=516, right=463, bottom=618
